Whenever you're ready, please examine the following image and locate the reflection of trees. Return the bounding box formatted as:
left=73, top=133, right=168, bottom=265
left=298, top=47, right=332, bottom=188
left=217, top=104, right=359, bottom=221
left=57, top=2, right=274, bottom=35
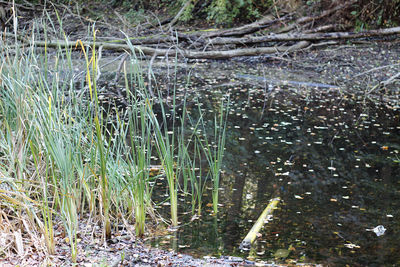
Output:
left=183, top=82, right=400, bottom=264
left=222, top=88, right=400, bottom=264
left=223, top=169, right=247, bottom=251
left=268, top=92, right=400, bottom=265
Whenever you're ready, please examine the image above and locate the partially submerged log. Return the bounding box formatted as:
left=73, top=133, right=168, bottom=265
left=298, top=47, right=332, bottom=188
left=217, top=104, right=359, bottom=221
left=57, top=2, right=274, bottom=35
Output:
left=239, top=197, right=280, bottom=250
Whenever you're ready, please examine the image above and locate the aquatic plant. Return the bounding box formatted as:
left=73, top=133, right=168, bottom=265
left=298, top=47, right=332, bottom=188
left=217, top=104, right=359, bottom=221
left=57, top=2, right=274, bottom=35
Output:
left=0, top=14, right=231, bottom=262
left=196, top=94, right=229, bottom=214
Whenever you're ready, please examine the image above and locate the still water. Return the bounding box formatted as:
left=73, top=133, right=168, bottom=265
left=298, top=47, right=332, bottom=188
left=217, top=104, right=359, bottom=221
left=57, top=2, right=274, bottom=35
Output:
left=145, top=60, right=399, bottom=266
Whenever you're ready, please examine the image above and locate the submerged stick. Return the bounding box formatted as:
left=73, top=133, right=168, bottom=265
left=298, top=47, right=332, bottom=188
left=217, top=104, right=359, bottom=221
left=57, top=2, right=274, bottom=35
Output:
left=239, top=197, right=280, bottom=250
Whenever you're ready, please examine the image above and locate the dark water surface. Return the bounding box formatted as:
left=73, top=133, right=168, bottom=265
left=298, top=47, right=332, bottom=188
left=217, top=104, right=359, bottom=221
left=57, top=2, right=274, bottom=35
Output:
left=145, top=60, right=400, bottom=266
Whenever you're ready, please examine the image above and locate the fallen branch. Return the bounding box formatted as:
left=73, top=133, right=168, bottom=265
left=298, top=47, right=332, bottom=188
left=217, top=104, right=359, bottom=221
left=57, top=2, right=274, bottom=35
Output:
left=303, top=24, right=336, bottom=33
left=277, top=0, right=356, bottom=33
left=207, top=26, right=400, bottom=46
left=381, top=71, right=400, bottom=86
left=354, top=63, right=400, bottom=77
left=29, top=39, right=311, bottom=59
left=239, top=197, right=280, bottom=250
left=202, top=14, right=287, bottom=38
left=166, top=0, right=196, bottom=30
left=182, top=41, right=310, bottom=58
left=171, top=13, right=289, bottom=41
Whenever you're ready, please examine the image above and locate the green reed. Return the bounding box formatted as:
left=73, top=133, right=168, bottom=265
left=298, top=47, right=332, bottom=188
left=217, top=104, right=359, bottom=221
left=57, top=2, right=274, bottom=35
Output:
left=0, top=14, right=230, bottom=262
left=196, top=95, right=229, bottom=214
left=126, top=100, right=153, bottom=236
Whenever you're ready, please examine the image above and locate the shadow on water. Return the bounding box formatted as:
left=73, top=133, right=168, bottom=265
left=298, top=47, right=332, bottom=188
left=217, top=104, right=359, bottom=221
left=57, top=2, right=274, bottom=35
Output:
left=140, top=60, right=400, bottom=266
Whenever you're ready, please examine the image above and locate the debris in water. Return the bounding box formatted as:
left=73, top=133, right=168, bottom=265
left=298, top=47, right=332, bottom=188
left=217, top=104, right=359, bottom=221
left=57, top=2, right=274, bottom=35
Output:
left=344, top=243, right=360, bottom=249
left=366, top=225, right=386, bottom=236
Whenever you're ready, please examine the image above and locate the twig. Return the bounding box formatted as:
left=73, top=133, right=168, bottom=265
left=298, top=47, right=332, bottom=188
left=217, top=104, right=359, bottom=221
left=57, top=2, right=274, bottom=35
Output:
left=207, top=26, right=400, bottom=46
left=166, top=0, right=195, bottom=30
left=0, top=0, right=37, bottom=11
left=29, top=39, right=311, bottom=59
left=113, top=10, right=131, bottom=32
left=278, top=1, right=356, bottom=33
left=147, top=53, right=157, bottom=99
left=58, top=2, right=85, bottom=27
left=303, top=24, right=336, bottom=33
left=113, top=53, right=129, bottom=84
left=381, top=71, right=400, bottom=86
left=354, top=63, right=400, bottom=78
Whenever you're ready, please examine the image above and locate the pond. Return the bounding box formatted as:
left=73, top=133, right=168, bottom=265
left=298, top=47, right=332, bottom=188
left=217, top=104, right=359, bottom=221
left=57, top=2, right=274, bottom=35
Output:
left=141, top=58, right=400, bottom=266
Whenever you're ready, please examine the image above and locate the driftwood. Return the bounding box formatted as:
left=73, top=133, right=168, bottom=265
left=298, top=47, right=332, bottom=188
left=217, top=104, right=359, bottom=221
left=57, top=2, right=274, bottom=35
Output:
left=205, top=26, right=400, bottom=46
left=20, top=22, right=400, bottom=60
left=201, top=14, right=287, bottom=38
left=29, top=39, right=311, bottom=59
left=104, top=1, right=357, bottom=47
left=239, top=197, right=280, bottom=250
left=277, top=0, right=356, bottom=33
left=183, top=1, right=351, bottom=39
left=4, top=0, right=399, bottom=60
left=10, top=21, right=400, bottom=60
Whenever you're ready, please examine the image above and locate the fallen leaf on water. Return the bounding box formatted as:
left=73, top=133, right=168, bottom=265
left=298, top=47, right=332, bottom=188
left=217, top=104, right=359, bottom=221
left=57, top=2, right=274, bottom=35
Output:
left=274, top=248, right=290, bottom=259
left=344, top=243, right=360, bottom=249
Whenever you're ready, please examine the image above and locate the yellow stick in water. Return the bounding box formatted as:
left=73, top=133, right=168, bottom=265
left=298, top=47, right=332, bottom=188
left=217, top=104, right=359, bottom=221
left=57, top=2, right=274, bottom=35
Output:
left=240, top=197, right=280, bottom=250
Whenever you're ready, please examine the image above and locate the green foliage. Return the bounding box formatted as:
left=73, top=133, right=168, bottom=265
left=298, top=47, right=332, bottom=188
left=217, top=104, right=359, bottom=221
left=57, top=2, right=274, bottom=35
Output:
left=352, top=0, right=400, bottom=28
left=205, top=0, right=270, bottom=25
left=111, top=0, right=273, bottom=25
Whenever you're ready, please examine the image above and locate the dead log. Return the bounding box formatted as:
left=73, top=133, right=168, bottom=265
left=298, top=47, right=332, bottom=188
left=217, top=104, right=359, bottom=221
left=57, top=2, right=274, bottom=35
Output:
left=181, top=41, right=310, bottom=59
left=239, top=197, right=280, bottom=250
left=202, top=14, right=288, bottom=38
left=141, top=1, right=355, bottom=46
left=303, top=24, right=336, bottom=33
left=29, top=39, right=310, bottom=59
left=172, top=14, right=289, bottom=41
left=207, top=26, right=400, bottom=46
left=126, top=35, right=178, bottom=45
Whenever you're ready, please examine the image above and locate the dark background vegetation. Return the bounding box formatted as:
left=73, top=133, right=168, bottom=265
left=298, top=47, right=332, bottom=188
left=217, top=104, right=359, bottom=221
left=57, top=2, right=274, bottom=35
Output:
left=24, top=0, right=400, bottom=29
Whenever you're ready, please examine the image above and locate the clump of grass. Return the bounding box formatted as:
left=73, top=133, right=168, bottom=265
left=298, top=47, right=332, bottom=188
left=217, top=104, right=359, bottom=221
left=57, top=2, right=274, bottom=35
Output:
left=0, top=15, right=230, bottom=263
left=196, top=95, right=229, bottom=214
left=147, top=99, right=180, bottom=226
left=126, top=100, right=153, bottom=236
